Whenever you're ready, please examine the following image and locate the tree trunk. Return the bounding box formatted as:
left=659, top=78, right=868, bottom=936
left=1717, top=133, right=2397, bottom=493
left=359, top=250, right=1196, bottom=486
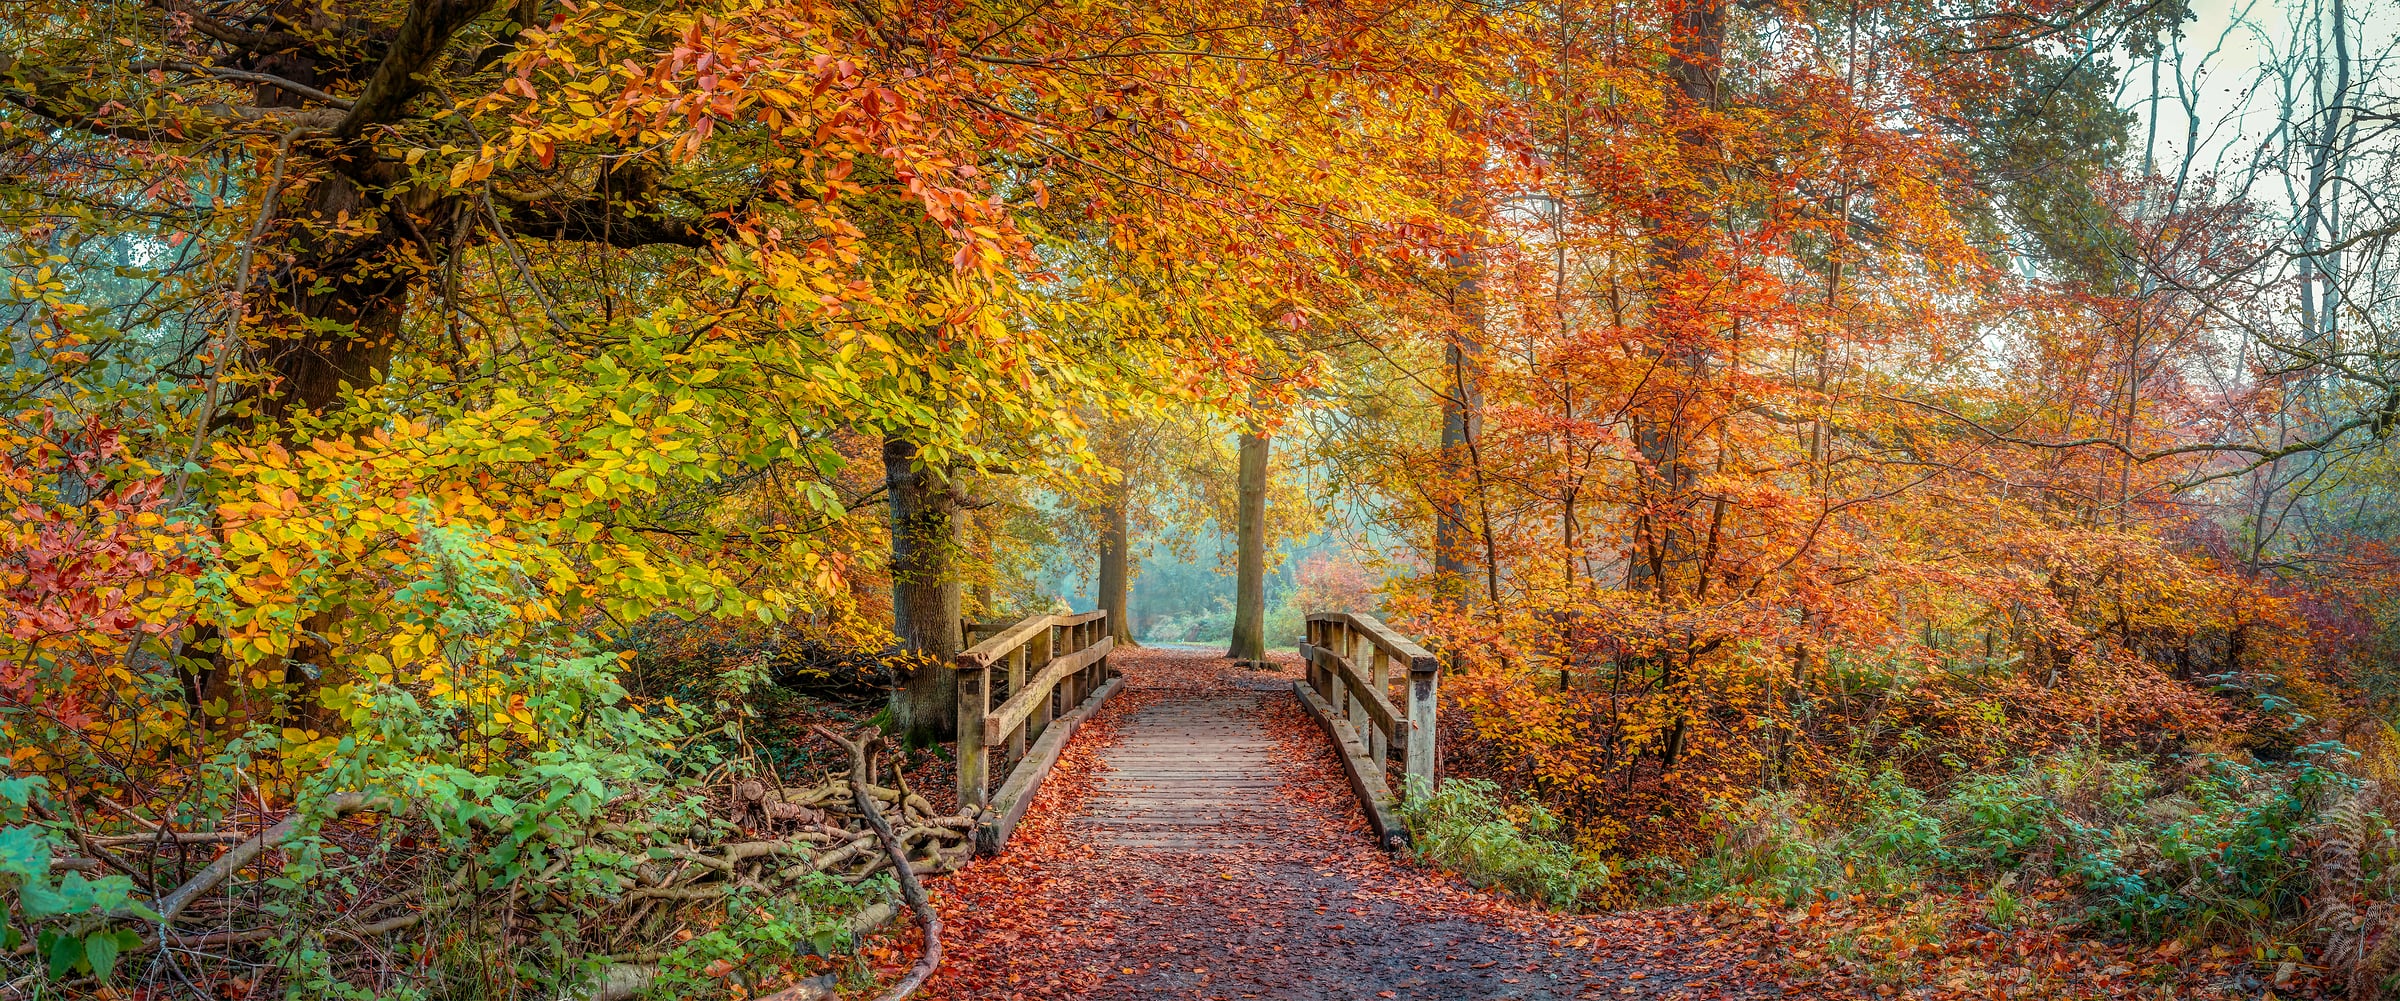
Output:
left=885, top=435, right=960, bottom=744
left=1226, top=427, right=1270, bottom=661
left=204, top=165, right=417, bottom=734
left=1631, top=0, right=1727, bottom=769
left=1435, top=250, right=1483, bottom=613
left=1624, top=0, right=1724, bottom=601
left=1098, top=484, right=1137, bottom=646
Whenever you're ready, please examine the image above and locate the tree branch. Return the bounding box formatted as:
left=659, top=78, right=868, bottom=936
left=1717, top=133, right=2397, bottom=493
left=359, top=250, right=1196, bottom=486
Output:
left=813, top=727, right=941, bottom=1001
left=137, top=61, right=354, bottom=109
left=490, top=189, right=721, bottom=248
left=0, top=58, right=343, bottom=141
left=334, top=0, right=504, bottom=139
left=147, top=0, right=324, bottom=56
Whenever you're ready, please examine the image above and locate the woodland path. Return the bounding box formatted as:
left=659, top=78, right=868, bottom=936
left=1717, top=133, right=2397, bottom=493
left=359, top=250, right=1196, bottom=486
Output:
left=900, top=647, right=1787, bottom=1001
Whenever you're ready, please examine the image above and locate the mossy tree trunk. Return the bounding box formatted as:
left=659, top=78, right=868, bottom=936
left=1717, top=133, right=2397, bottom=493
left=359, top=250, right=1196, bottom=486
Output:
left=885, top=435, right=960, bottom=744
left=1226, top=427, right=1269, bottom=661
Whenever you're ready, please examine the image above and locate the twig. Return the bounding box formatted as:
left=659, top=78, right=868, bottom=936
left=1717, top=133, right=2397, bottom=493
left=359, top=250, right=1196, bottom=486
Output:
left=135, top=61, right=355, bottom=109
left=169, top=123, right=300, bottom=505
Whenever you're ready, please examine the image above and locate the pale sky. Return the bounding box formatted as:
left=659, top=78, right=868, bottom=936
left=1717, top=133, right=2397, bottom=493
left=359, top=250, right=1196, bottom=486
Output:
left=2122, top=0, right=2400, bottom=213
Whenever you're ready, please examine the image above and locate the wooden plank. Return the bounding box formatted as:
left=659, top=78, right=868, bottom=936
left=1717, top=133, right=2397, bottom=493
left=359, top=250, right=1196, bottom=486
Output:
left=1006, top=646, right=1028, bottom=760
left=1292, top=680, right=1407, bottom=850
left=955, top=662, right=988, bottom=810
left=1404, top=667, right=1438, bottom=794
left=981, top=636, right=1113, bottom=745
left=977, top=674, right=1124, bottom=854
left=958, top=613, right=1053, bottom=669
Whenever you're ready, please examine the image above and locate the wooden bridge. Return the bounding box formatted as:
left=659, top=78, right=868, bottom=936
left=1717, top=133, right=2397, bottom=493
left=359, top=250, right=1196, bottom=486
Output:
left=949, top=609, right=1441, bottom=855
left=918, top=616, right=1750, bottom=1000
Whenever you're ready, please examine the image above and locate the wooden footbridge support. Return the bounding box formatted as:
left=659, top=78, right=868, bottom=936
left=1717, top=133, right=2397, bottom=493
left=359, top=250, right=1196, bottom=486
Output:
left=953, top=610, right=1119, bottom=853
left=1296, top=612, right=1440, bottom=850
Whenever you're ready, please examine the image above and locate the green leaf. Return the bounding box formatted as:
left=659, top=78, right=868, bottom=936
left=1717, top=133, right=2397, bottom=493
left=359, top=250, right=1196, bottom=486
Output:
left=0, top=777, right=45, bottom=817
left=43, top=928, right=83, bottom=979
left=18, top=879, right=69, bottom=918
left=82, top=930, right=123, bottom=981
left=0, top=824, right=51, bottom=876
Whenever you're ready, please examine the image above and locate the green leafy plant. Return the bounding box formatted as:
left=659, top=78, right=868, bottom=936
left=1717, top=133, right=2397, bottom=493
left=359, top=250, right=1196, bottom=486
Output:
left=1665, top=770, right=1940, bottom=905
left=0, top=777, right=157, bottom=983
left=644, top=873, right=892, bottom=999
left=1401, top=777, right=1612, bottom=909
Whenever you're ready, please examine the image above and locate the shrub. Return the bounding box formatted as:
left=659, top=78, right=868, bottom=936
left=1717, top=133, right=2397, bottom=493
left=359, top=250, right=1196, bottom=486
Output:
left=1662, top=747, right=2378, bottom=956
left=644, top=873, right=892, bottom=999
left=1401, top=778, right=1613, bottom=910
left=1667, top=770, right=1941, bottom=905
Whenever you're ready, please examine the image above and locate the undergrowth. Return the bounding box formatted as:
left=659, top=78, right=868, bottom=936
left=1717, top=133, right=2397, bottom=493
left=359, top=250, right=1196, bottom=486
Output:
left=1399, top=777, right=1613, bottom=909
left=1403, top=741, right=2400, bottom=995
left=1639, top=748, right=2400, bottom=997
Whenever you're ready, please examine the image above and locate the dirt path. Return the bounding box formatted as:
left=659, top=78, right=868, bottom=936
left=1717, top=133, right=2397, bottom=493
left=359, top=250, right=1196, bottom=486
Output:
left=912, top=647, right=1781, bottom=1001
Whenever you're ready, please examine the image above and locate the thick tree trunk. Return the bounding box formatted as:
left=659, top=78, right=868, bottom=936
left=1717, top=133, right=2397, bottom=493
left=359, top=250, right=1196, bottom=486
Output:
left=1226, top=428, right=1270, bottom=661
left=1624, top=0, right=1724, bottom=601
left=1631, top=0, right=1727, bottom=769
left=202, top=166, right=417, bottom=734
left=1097, top=485, right=1137, bottom=646
left=1435, top=256, right=1484, bottom=613
left=885, top=435, right=961, bottom=744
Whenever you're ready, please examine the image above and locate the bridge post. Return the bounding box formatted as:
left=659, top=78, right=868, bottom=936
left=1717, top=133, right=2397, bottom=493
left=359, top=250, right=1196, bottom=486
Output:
left=1303, top=619, right=1321, bottom=690
left=1007, top=646, right=1029, bottom=762
left=1346, top=622, right=1371, bottom=738
left=1090, top=611, right=1110, bottom=692
left=1030, top=622, right=1055, bottom=740
left=1367, top=644, right=1390, bottom=762
left=1081, top=617, right=1098, bottom=695
left=1404, top=656, right=1439, bottom=794
left=957, top=657, right=989, bottom=811
left=1325, top=621, right=1348, bottom=723
left=1062, top=620, right=1085, bottom=709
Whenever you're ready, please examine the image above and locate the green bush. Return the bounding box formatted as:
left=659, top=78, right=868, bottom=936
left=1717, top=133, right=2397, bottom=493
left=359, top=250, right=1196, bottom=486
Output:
left=644, top=873, right=892, bottom=999
left=1665, top=770, right=1941, bottom=905
left=2065, top=754, right=2330, bottom=940
left=1661, top=748, right=2361, bottom=948
left=1400, top=778, right=1613, bottom=910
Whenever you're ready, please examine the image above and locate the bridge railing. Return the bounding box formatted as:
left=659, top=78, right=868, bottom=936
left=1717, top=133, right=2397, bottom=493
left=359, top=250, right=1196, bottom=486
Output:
left=1296, top=612, right=1438, bottom=848
left=952, top=610, right=1119, bottom=853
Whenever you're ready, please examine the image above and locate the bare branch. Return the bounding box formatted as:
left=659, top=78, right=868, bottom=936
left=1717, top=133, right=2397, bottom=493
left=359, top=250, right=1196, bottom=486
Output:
left=137, top=60, right=354, bottom=109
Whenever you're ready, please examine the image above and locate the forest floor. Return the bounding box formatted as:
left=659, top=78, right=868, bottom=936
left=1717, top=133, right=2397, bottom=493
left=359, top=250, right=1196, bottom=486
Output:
left=856, top=648, right=2305, bottom=1000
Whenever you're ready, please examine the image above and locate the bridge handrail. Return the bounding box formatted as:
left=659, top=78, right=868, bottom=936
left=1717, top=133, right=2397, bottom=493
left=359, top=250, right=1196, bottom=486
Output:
left=1305, top=611, right=1439, bottom=673
left=1297, top=611, right=1439, bottom=849
left=951, top=610, right=1120, bottom=853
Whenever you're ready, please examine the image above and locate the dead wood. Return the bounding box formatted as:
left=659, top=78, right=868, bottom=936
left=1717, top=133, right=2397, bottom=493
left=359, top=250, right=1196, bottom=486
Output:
left=41, top=754, right=975, bottom=986
left=815, top=725, right=943, bottom=1001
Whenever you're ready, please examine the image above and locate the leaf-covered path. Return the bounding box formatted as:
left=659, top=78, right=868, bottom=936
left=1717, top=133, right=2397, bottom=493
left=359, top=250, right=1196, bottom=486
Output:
left=907, top=647, right=1779, bottom=1001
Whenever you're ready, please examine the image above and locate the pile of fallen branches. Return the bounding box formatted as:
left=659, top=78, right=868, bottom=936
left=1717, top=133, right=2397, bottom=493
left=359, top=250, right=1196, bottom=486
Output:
left=17, top=738, right=967, bottom=1000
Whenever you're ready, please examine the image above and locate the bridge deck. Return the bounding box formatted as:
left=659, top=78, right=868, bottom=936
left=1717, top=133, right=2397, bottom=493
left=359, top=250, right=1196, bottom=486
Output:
left=1079, top=689, right=1291, bottom=851
left=920, top=647, right=1768, bottom=1001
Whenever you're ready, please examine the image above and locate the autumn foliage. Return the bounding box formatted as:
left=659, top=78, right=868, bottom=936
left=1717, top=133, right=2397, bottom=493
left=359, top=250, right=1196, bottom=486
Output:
left=5, top=0, right=2400, bottom=995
